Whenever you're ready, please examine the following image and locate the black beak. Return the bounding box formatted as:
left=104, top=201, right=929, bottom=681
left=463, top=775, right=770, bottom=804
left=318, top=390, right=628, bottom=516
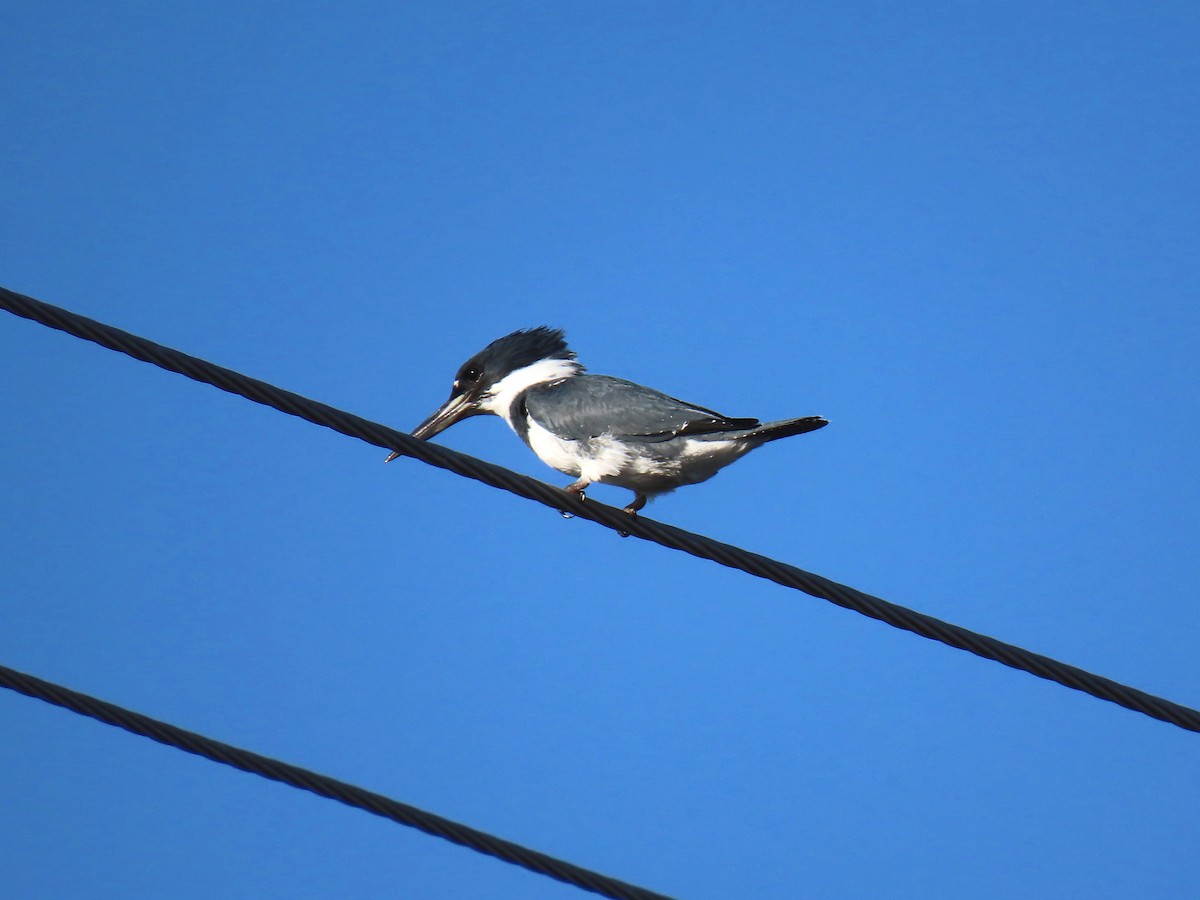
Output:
left=385, top=392, right=479, bottom=462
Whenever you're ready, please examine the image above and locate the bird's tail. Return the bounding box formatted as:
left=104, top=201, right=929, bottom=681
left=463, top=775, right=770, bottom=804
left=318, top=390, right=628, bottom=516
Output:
left=745, top=416, right=828, bottom=443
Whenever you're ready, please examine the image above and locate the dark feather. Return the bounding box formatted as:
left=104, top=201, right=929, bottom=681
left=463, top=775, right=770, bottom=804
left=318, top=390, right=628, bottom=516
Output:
left=522, top=375, right=760, bottom=442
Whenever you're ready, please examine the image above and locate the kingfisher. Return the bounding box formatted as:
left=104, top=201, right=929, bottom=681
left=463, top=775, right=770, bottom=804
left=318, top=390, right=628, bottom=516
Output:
left=388, top=327, right=827, bottom=515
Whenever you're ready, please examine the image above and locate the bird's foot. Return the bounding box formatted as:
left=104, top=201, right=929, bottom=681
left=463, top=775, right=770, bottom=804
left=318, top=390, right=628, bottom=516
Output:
left=622, top=494, right=648, bottom=517
left=564, top=480, right=589, bottom=503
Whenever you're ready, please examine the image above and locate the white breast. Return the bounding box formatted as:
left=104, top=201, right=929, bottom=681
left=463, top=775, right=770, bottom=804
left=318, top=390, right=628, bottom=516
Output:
left=524, top=418, right=632, bottom=484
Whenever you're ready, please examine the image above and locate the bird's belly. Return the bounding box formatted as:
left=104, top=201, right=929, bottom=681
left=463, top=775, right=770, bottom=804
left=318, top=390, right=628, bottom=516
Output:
left=672, top=438, right=753, bottom=485
left=601, top=437, right=752, bottom=494
left=522, top=419, right=754, bottom=495
left=523, top=419, right=634, bottom=483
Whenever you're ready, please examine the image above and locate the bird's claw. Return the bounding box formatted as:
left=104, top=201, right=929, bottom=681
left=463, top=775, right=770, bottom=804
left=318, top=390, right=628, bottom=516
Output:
left=622, top=494, right=647, bottom=517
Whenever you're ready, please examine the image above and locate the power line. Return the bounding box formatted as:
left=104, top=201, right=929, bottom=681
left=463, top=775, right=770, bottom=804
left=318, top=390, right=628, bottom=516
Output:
left=2, top=283, right=1197, bottom=737
left=0, top=662, right=673, bottom=900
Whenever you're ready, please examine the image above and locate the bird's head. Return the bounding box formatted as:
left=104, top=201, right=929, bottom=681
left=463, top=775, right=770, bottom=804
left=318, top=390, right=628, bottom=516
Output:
left=390, top=328, right=579, bottom=459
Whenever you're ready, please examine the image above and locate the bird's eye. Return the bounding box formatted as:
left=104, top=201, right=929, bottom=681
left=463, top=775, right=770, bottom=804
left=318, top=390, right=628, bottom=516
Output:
left=462, top=366, right=482, bottom=382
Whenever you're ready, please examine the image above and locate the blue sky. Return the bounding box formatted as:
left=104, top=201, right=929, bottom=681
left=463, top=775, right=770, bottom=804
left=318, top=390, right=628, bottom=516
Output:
left=2, top=3, right=1198, bottom=897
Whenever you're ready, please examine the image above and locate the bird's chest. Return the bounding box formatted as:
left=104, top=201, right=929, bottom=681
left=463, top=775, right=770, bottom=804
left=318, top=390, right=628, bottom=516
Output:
left=521, top=417, right=587, bottom=476
left=518, top=416, right=634, bottom=482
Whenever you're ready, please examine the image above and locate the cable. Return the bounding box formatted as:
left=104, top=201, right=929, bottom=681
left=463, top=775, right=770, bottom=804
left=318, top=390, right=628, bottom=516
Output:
left=2, top=285, right=1198, bottom=734
left=0, top=663, right=673, bottom=900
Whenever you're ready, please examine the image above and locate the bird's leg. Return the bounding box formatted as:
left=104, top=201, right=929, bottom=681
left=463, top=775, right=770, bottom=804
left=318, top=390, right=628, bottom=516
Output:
left=623, top=493, right=648, bottom=516
left=564, top=479, right=590, bottom=503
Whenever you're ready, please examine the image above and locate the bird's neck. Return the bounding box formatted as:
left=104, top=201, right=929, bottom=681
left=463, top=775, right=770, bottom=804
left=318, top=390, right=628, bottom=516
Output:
left=480, top=358, right=583, bottom=427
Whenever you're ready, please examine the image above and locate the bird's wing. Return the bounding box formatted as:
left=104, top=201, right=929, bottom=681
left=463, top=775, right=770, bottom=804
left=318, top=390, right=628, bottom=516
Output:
left=522, top=376, right=759, bottom=442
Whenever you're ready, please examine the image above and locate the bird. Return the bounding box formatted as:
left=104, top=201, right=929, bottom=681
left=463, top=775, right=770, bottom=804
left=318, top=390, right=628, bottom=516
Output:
left=388, top=327, right=828, bottom=515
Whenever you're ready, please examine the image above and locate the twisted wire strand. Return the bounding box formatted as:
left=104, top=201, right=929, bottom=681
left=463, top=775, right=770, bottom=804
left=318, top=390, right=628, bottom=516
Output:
left=3, top=285, right=1197, bottom=734
left=0, top=663, right=673, bottom=900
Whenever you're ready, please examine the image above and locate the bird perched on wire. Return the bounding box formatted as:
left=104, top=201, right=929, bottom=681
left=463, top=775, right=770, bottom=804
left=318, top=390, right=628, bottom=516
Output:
left=388, top=327, right=827, bottom=515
